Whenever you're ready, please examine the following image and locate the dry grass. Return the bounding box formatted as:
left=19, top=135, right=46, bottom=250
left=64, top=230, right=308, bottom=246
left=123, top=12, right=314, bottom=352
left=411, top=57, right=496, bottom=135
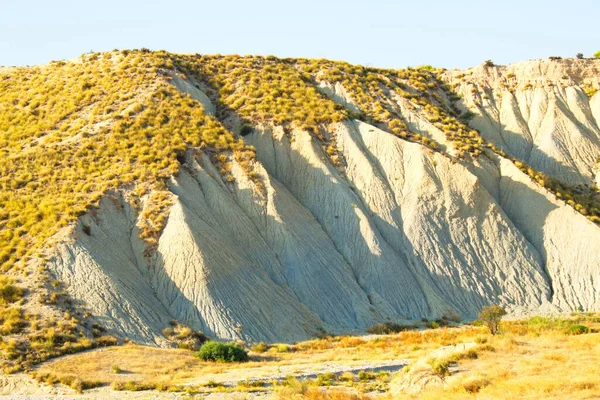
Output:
left=409, top=331, right=600, bottom=399
left=394, top=313, right=600, bottom=399
left=34, top=326, right=483, bottom=392
left=34, top=315, right=600, bottom=398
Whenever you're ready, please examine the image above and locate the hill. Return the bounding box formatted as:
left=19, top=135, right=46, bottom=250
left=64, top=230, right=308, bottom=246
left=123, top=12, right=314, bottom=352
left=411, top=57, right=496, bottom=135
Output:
left=0, top=50, right=599, bottom=372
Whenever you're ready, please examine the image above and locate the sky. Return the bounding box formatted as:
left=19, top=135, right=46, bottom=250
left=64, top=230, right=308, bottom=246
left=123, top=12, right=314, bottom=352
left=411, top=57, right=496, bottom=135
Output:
left=1, top=0, right=598, bottom=69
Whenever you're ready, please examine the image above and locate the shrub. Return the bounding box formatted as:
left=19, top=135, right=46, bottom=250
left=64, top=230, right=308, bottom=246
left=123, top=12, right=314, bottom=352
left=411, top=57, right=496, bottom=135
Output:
left=462, top=377, right=490, bottom=394
left=315, top=372, right=336, bottom=386
left=0, top=276, right=24, bottom=305
left=339, top=372, right=354, bottom=382
left=474, top=336, right=488, bottom=344
left=275, top=344, right=291, bottom=353
left=365, top=322, right=409, bottom=335
left=428, top=320, right=441, bottom=329
left=111, top=364, right=121, bottom=373
left=251, top=342, right=268, bottom=353
left=594, top=50, right=600, bottom=58
left=194, top=341, right=248, bottom=362
left=565, top=324, right=589, bottom=335
left=576, top=53, right=584, bottom=59
left=478, top=305, right=507, bottom=335
left=484, top=60, right=494, bottom=67
left=0, top=307, right=26, bottom=334
left=162, top=322, right=207, bottom=351
left=358, top=370, right=376, bottom=381
left=95, top=335, right=118, bottom=347
left=430, top=358, right=451, bottom=378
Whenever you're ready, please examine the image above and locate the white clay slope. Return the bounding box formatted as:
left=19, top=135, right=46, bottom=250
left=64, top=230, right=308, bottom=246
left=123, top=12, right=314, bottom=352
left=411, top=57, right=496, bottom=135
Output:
left=444, top=59, right=600, bottom=185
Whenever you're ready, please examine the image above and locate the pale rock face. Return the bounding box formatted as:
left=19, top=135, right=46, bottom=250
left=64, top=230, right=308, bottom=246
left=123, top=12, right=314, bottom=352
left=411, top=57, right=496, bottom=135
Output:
left=494, top=156, right=600, bottom=311
left=445, top=59, right=600, bottom=185
left=333, top=121, right=551, bottom=317
left=48, top=194, right=173, bottom=344
left=247, top=125, right=433, bottom=319
left=46, top=59, right=600, bottom=344
left=389, top=94, right=451, bottom=153
left=317, top=81, right=361, bottom=114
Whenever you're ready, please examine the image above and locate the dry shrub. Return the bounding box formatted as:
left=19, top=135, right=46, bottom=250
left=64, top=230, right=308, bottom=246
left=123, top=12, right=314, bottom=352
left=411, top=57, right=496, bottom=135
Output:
left=461, top=376, right=490, bottom=394
left=338, top=336, right=365, bottom=348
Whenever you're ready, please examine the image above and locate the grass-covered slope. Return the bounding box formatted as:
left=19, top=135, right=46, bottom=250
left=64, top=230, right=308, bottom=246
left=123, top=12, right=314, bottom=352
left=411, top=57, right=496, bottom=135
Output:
left=0, top=50, right=255, bottom=273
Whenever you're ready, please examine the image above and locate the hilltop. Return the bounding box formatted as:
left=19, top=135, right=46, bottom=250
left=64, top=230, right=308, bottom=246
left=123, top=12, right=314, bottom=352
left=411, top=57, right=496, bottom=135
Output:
left=0, top=50, right=599, bottom=373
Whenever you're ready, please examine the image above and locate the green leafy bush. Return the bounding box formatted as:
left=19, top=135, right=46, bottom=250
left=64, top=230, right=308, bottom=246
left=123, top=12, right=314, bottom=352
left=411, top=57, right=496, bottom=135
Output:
left=194, top=341, right=248, bottom=362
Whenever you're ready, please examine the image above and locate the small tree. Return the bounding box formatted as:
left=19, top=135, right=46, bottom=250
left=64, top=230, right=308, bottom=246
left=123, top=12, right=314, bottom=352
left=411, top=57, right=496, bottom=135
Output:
left=478, top=305, right=507, bottom=335
left=594, top=50, right=600, bottom=58
left=576, top=53, right=584, bottom=59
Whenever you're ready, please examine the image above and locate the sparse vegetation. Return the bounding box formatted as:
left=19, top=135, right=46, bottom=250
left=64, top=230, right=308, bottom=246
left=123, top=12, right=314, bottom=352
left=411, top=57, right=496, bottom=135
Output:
left=33, top=371, right=102, bottom=393
left=162, top=321, right=207, bottom=351
left=27, top=313, right=600, bottom=397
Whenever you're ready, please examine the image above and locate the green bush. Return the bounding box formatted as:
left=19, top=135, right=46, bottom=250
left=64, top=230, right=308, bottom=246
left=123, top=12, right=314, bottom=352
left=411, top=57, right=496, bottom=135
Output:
left=594, top=50, right=600, bottom=58
left=565, top=324, right=589, bottom=335
left=194, top=341, right=248, bottom=362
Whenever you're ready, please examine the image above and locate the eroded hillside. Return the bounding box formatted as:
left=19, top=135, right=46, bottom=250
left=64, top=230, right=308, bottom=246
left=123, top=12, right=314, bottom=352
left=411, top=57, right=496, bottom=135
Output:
left=0, top=51, right=599, bottom=371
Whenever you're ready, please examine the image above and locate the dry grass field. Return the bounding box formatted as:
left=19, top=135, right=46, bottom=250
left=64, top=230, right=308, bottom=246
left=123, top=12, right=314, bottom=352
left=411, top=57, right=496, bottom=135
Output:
left=30, top=313, right=600, bottom=399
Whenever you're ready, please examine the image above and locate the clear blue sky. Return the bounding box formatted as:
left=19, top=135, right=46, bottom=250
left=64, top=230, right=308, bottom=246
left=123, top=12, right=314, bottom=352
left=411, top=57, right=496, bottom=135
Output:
left=1, top=0, right=598, bottom=69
